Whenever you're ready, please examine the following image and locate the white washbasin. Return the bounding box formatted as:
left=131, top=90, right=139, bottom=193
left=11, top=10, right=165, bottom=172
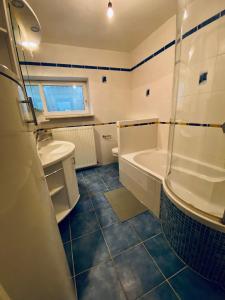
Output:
left=38, top=140, right=75, bottom=167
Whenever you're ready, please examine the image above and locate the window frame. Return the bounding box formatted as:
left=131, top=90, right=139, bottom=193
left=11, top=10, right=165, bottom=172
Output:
left=25, top=80, right=90, bottom=119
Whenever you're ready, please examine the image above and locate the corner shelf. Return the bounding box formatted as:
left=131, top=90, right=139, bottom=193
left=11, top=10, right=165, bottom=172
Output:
left=50, top=185, right=65, bottom=197
left=56, top=208, right=71, bottom=223
left=42, top=153, right=80, bottom=223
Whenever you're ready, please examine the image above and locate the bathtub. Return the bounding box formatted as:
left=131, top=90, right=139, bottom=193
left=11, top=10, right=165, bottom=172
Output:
left=167, top=154, right=225, bottom=220
left=120, top=148, right=225, bottom=225
left=119, top=149, right=167, bottom=216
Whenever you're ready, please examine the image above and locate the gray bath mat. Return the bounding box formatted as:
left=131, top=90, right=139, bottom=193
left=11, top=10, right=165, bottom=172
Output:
left=105, top=187, right=147, bottom=222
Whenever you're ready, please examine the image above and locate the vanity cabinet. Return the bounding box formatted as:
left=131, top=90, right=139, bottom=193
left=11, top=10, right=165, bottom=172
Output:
left=44, top=154, right=79, bottom=223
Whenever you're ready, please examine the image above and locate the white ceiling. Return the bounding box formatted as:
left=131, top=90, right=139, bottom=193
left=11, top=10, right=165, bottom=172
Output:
left=27, top=0, right=177, bottom=52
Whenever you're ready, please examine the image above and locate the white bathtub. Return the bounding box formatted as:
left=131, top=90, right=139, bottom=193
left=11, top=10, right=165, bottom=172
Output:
left=119, top=149, right=167, bottom=216
left=167, top=154, right=225, bottom=219
left=120, top=147, right=225, bottom=228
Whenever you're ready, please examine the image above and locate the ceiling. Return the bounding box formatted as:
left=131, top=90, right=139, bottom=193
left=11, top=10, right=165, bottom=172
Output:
left=27, top=0, right=177, bottom=52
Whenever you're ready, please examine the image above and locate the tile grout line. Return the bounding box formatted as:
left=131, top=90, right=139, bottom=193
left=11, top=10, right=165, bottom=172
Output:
left=74, top=174, right=111, bottom=279
left=77, top=173, right=129, bottom=298
left=129, top=220, right=181, bottom=300
left=136, top=280, right=167, bottom=300
left=74, top=165, right=183, bottom=299
left=73, top=232, right=156, bottom=278
left=142, top=242, right=181, bottom=300
left=166, top=266, right=188, bottom=281
left=111, top=232, right=161, bottom=260
left=91, top=197, right=130, bottom=300
left=68, top=215, right=78, bottom=299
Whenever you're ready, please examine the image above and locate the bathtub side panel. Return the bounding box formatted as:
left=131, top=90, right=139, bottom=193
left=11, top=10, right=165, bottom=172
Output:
left=119, top=157, right=161, bottom=217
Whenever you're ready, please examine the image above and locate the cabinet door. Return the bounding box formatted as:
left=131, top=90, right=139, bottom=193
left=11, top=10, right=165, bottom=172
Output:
left=62, top=155, right=80, bottom=208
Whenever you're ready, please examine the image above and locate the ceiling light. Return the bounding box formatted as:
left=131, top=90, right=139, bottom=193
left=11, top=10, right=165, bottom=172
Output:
left=107, top=1, right=114, bottom=18
left=21, top=41, right=38, bottom=50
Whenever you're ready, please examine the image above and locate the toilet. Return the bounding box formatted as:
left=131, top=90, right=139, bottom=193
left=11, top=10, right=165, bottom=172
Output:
left=112, top=147, right=118, bottom=158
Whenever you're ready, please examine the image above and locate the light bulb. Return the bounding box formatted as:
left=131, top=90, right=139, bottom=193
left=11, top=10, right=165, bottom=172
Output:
left=21, top=41, right=39, bottom=51
left=107, top=1, right=114, bottom=18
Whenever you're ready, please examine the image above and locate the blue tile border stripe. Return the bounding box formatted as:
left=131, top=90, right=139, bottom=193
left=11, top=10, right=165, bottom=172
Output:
left=40, top=120, right=222, bottom=129
left=118, top=121, right=222, bottom=128
left=19, top=9, right=225, bottom=72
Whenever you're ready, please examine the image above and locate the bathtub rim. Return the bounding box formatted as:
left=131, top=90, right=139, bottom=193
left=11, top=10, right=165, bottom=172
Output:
left=121, top=148, right=166, bottom=181
left=162, top=179, right=225, bottom=233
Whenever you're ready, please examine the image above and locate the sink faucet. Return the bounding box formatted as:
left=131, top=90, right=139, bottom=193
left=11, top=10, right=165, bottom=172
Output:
left=36, top=129, right=52, bottom=144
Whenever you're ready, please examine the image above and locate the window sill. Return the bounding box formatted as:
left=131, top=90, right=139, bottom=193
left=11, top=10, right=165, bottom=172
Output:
left=45, top=113, right=94, bottom=119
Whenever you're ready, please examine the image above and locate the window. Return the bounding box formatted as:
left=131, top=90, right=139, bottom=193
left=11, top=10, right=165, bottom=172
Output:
left=25, top=81, right=90, bottom=118
left=25, top=84, right=43, bottom=112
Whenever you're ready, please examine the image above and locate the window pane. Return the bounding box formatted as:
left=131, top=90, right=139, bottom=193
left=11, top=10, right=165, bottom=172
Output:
left=25, top=84, right=43, bottom=112
left=43, top=85, right=85, bottom=112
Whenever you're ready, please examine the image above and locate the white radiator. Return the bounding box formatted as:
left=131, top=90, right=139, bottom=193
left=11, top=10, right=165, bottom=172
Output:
left=52, top=126, right=97, bottom=169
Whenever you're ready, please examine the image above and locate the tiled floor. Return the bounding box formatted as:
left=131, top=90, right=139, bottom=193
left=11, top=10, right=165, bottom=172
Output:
left=59, top=163, right=225, bottom=300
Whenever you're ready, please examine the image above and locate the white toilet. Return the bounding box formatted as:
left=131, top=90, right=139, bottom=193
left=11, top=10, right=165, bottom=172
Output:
left=112, top=147, right=118, bottom=158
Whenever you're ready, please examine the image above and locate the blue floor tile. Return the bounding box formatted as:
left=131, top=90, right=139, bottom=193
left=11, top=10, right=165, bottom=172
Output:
left=84, top=175, right=104, bottom=186
left=71, top=198, right=94, bottom=215
left=114, top=244, right=164, bottom=299
left=129, top=211, right=161, bottom=241
left=78, top=180, right=89, bottom=195
left=76, top=170, right=84, bottom=181
left=169, top=268, right=225, bottom=300
left=70, top=211, right=100, bottom=239
left=63, top=242, right=74, bottom=277
left=96, top=163, right=118, bottom=174
left=76, top=261, right=126, bottom=300
left=82, top=167, right=98, bottom=177
left=95, top=207, right=119, bottom=227
left=91, top=192, right=111, bottom=209
left=79, top=193, right=92, bottom=202
left=98, top=167, right=119, bottom=178
left=139, top=282, right=178, bottom=300
left=72, top=230, right=110, bottom=274
left=144, top=234, right=185, bottom=278
left=103, top=222, right=141, bottom=256
left=58, top=216, right=70, bottom=244
left=86, top=181, right=108, bottom=193
left=103, top=176, right=123, bottom=190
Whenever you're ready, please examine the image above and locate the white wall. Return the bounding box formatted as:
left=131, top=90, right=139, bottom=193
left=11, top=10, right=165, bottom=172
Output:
left=23, top=43, right=132, bottom=164
left=172, top=0, right=225, bottom=168
left=23, top=17, right=177, bottom=162
left=130, top=16, right=176, bottom=150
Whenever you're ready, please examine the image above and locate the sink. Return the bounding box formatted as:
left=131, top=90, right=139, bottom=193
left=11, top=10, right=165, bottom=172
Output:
left=38, top=140, right=75, bottom=167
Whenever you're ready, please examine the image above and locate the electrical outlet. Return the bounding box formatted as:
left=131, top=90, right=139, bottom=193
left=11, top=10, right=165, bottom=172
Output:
left=102, top=76, right=107, bottom=83
left=199, top=72, right=208, bottom=84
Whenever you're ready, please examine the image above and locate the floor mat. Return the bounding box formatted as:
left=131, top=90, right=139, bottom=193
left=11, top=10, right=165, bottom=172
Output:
left=105, top=187, right=147, bottom=222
